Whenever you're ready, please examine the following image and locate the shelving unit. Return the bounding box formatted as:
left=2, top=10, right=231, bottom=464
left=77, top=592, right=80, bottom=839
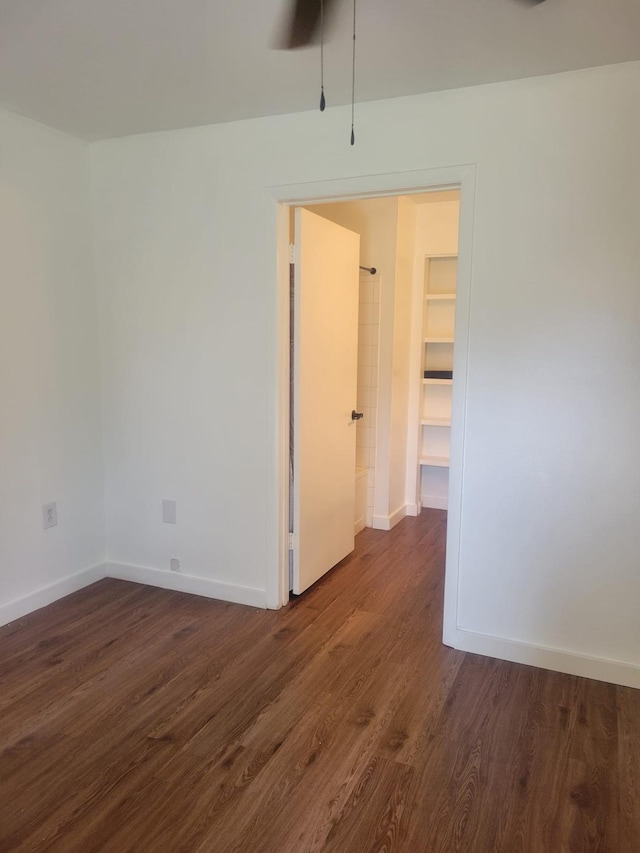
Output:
left=425, top=293, right=457, bottom=301
left=419, top=455, right=450, bottom=468
left=420, top=417, right=451, bottom=427
left=422, top=377, right=452, bottom=386
left=419, top=254, right=457, bottom=509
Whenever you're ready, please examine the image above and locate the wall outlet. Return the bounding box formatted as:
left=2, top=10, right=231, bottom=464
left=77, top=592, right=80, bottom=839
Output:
left=170, top=558, right=181, bottom=572
left=162, top=499, right=177, bottom=524
left=43, top=501, right=58, bottom=530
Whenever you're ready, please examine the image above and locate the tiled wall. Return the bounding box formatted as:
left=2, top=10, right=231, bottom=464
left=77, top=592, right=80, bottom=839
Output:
left=356, top=273, right=381, bottom=527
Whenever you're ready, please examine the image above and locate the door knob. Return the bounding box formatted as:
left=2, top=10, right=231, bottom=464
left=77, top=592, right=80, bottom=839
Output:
left=351, top=410, right=364, bottom=420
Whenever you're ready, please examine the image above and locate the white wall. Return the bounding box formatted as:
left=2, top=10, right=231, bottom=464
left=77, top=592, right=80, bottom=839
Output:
left=421, top=200, right=460, bottom=256
left=89, top=61, right=640, bottom=683
left=0, top=109, right=105, bottom=622
left=356, top=272, right=380, bottom=528
left=389, top=197, right=416, bottom=517
left=409, top=198, right=460, bottom=510
left=356, top=271, right=380, bottom=527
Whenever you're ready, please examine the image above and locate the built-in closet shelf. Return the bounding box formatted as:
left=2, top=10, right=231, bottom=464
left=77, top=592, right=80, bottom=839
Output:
left=420, top=417, right=451, bottom=427
left=424, top=293, right=457, bottom=301
left=414, top=239, right=459, bottom=511
left=420, top=455, right=450, bottom=468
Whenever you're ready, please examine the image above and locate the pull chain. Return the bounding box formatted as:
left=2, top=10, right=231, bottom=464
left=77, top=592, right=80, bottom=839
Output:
left=319, top=0, right=326, bottom=111
left=350, top=0, right=356, bottom=144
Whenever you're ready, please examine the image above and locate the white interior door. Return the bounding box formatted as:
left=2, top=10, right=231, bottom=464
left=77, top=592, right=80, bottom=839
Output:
left=293, top=208, right=360, bottom=595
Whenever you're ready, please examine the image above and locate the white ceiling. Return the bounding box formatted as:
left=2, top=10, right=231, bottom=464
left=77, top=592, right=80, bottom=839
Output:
left=1, top=0, right=639, bottom=140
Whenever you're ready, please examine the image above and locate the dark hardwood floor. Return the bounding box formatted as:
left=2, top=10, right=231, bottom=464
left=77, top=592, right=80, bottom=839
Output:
left=1, top=510, right=638, bottom=851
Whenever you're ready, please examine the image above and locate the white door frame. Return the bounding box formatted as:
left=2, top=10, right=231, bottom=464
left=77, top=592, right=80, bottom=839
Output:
left=266, top=165, right=476, bottom=649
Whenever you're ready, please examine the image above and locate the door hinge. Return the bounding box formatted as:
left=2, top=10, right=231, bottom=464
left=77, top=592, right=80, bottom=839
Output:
left=289, top=532, right=295, bottom=551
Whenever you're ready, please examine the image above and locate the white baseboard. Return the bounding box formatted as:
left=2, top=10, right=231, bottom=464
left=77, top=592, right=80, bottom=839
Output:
left=405, top=503, right=421, bottom=517
left=0, top=560, right=268, bottom=628
left=104, top=561, right=267, bottom=609
left=372, top=504, right=407, bottom=532
left=421, top=494, right=448, bottom=510
left=452, top=628, right=640, bottom=690
left=0, top=564, right=106, bottom=628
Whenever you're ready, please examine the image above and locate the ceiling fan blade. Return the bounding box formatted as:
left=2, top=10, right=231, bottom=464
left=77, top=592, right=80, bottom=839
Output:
left=277, top=0, right=544, bottom=51
left=280, top=0, right=337, bottom=50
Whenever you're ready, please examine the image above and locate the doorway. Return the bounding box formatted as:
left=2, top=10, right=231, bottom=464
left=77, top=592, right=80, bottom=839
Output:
left=268, top=166, right=475, bottom=650
left=302, top=192, right=461, bottom=532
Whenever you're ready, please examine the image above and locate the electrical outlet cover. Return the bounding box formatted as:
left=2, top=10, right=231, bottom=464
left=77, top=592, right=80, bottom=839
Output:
left=162, top=499, right=177, bottom=524
left=43, top=501, right=58, bottom=530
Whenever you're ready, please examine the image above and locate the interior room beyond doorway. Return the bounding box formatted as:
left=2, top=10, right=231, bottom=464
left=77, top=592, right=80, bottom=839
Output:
left=288, top=188, right=461, bottom=598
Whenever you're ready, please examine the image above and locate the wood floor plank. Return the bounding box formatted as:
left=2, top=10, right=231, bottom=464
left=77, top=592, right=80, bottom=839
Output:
left=190, top=659, right=417, bottom=853
left=1, top=509, right=638, bottom=852
left=320, top=755, right=415, bottom=853
left=617, top=684, right=640, bottom=853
